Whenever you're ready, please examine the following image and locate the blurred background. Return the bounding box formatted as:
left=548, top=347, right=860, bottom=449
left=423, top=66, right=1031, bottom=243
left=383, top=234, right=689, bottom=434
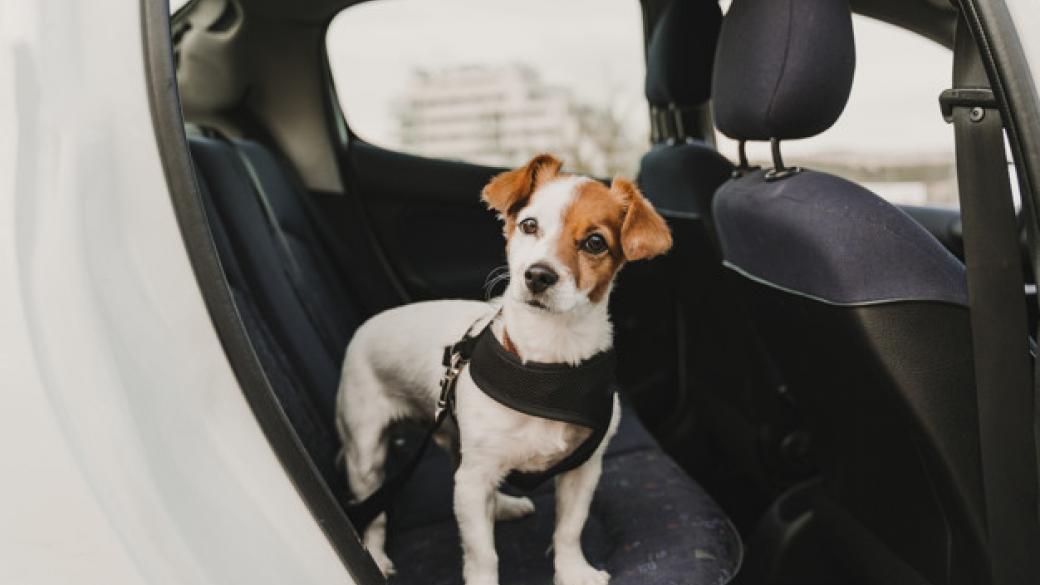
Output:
left=174, top=0, right=960, bottom=208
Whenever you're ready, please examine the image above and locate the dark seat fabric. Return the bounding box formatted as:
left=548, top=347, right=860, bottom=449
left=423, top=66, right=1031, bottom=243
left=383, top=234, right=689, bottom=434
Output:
left=190, top=135, right=352, bottom=490
left=712, top=0, right=855, bottom=142
left=186, top=134, right=742, bottom=584
left=714, top=169, right=968, bottom=306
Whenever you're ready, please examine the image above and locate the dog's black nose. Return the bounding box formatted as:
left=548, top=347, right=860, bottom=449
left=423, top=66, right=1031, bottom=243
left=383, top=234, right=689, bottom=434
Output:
left=524, top=263, right=559, bottom=294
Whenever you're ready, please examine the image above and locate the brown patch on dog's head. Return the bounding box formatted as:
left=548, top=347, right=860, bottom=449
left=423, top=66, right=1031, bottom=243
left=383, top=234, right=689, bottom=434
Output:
left=481, top=154, right=563, bottom=233
left=558, top=178, right=672, bottom=303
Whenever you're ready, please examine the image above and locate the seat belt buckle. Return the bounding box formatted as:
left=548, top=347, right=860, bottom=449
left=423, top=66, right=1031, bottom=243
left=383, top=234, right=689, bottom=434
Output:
left=939, top=88, right=997, bottom=123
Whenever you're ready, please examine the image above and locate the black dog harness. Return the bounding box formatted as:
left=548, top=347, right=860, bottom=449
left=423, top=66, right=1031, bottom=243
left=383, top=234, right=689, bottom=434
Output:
left=347, top=315, right=618, bottom=528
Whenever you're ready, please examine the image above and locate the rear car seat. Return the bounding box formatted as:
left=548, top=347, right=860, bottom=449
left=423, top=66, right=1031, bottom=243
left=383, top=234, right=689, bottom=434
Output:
left=187, top=134, right=742, bottom=584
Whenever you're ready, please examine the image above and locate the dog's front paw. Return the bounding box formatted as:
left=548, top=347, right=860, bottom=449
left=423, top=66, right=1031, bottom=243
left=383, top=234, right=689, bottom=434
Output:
left=494, top=493, right=535, bottom=521
left=554, top=561, right=610, bottom=585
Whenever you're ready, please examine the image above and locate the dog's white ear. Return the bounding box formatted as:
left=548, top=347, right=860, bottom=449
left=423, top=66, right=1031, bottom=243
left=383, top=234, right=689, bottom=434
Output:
left=481, top=154, right=563, bottom=218
left=612, top=177, right=672, bottom=261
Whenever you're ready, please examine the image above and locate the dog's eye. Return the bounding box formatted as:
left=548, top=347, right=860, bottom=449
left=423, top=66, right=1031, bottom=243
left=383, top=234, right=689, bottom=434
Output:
left=581, top=234, right=608, bottom=255
left=519, top=218, right=538, bottom=235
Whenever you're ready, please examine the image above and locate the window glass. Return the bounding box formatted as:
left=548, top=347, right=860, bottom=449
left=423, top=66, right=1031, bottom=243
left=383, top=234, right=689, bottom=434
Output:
left=326, top=0, right=648, bottom=177
left=716, top=13, right=958, bottom=208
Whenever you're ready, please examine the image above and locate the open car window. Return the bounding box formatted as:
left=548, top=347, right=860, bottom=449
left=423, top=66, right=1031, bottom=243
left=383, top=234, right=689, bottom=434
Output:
left=325, top=0, right=648, bottom=177
left=717, top=14, right=957, bottom=209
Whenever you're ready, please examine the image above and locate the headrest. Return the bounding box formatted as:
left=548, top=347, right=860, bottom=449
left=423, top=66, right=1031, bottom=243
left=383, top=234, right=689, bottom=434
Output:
left=645, top=0, right=724, bottom=108
left=712, top=0, right=856, bottom=141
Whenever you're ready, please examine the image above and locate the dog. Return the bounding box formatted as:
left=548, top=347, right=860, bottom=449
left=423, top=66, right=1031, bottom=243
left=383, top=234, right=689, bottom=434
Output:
left=335, top=153, right=672, bottom=585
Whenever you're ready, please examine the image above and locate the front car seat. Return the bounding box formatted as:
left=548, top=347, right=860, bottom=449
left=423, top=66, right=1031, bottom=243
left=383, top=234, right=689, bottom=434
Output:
left=710, top=0, right=987, bottom=583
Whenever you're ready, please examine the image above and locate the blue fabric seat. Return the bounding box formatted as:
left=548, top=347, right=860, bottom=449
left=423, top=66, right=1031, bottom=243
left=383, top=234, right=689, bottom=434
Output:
left=187, top=133, right=743, bottom=584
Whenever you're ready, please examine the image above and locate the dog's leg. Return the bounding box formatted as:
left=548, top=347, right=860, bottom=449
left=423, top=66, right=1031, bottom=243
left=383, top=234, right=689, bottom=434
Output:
left=455, top=461, right=503, bottom=585
left=552, top=455, right=609, bottom=585
left=552, top=402, right=620, bottom=585
left=494, top=492, right=535, bottom=521
left=338, top=367, right=396, bottom=577
left=343, top=422, right=394, bottom=576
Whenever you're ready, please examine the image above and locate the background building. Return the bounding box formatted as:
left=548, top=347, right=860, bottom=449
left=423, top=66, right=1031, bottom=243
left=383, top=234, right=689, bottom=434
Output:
left=396, top=65, right=574, bottom=167
left=394, top=64, right=644, bottom=177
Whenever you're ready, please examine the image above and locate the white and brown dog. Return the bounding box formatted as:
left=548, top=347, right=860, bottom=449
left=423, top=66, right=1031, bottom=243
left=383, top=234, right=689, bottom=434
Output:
left=335, top=154, right=672, bottom=585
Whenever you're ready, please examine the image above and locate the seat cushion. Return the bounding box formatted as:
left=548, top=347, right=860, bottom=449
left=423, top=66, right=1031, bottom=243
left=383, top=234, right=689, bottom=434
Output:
left=386, top=406, right=743, bottom=585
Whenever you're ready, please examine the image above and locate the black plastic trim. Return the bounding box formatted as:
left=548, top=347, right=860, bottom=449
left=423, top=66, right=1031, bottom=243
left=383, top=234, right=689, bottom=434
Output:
left=140, top=1, right=384, bottom=583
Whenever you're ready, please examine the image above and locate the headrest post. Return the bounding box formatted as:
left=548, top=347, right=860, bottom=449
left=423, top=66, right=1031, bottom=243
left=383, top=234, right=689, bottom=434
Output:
left=738, top=140, right=749, bottom=169
left=770, top=138, right=785, bottom=172
left=672, top=104, right=686, bottom=141
left=765, top=138, right=802, bottom=181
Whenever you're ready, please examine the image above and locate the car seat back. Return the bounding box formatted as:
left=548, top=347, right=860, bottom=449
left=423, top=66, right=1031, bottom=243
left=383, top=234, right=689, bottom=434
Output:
left=711, top=1, right=986, bottom=582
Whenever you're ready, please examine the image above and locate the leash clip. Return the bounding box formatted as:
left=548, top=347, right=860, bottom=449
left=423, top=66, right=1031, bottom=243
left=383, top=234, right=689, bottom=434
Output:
left=436, top=346, right=466, bottom=419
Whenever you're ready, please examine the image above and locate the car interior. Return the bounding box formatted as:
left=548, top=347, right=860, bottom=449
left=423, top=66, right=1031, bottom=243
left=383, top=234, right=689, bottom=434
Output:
left=165, top=0, right=1040, bottom=583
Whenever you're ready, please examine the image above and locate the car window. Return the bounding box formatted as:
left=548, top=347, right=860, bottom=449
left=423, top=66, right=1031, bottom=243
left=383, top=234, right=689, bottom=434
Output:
left=716, top=13, right=958, bottom=209
left=325, top=0, right=648, bottom=178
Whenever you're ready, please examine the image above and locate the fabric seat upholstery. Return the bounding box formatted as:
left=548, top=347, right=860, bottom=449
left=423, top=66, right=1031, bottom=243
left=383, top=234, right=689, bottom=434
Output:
left=386, top=404, right=742, bottom=585
left=187, top=134, right=742, bottom=584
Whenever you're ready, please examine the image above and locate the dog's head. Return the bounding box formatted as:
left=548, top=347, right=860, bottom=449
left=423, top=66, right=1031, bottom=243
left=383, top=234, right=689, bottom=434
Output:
left=482, top=154, right=672, bottom=314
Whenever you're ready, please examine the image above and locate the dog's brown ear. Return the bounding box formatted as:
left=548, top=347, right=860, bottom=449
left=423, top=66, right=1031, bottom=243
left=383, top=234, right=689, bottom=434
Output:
left=481, top=154, right=563, bottom=217
left=613, top=177, right=672, bottom=261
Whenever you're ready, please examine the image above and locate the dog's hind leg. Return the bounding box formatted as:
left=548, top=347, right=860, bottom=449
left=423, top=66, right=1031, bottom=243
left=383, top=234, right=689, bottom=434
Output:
left=336, top=364, right=397, bottom=577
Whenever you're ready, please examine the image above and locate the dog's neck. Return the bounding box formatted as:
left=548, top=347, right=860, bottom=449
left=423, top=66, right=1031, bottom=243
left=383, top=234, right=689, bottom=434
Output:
left=495, top=298, right=613, bottom=366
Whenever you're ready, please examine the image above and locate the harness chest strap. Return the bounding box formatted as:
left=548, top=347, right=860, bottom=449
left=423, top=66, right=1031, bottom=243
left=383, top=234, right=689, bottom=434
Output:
left=466, top=324, right=617, bottom=490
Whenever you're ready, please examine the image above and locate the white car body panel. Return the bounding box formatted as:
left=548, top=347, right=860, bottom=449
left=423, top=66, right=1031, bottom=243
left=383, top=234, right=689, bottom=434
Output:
left=0, top=1, right=353, bottom=583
